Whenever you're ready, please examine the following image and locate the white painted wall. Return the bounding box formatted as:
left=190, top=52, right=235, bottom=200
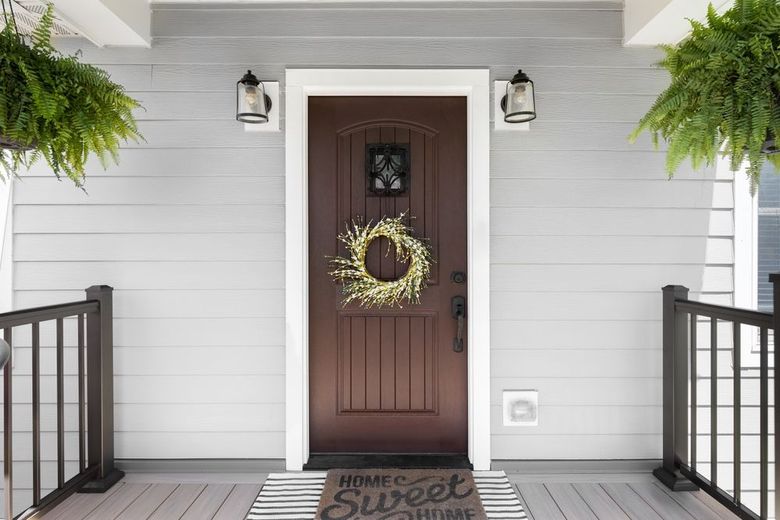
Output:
left=4, top=2, right=733, bottom=470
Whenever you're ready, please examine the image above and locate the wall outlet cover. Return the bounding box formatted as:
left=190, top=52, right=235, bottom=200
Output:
left=503, top=390, right=538, bottom=426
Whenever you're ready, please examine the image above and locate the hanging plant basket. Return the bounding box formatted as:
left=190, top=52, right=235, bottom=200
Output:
left=0, top=1, right=142, bottom=187
left=630, top=0, right=780, bottom=190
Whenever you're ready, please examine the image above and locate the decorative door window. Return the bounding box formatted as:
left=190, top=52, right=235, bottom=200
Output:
left=366, top=143, right=410, bottom=196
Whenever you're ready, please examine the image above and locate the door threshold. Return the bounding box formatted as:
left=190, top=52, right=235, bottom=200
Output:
left=303, top=454, right=472, bottom=470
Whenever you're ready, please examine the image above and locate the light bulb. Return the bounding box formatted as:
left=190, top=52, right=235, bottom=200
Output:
left=513, top=85, right=527, bottom=106
left=244, top=86, right=259, bottom=107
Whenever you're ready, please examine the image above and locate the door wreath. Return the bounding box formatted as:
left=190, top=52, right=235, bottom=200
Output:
left=329, top=213, right=433, bottom=308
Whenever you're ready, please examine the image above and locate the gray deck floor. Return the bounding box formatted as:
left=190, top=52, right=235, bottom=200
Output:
left=38, top=471, right=741, bottom=520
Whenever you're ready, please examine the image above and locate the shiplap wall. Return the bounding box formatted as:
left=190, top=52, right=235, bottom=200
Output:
left=6, top=1, right=734, bottom=470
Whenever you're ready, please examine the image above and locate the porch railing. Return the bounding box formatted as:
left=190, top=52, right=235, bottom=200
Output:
left=656, top=274, right=779, bottom=520
left=0, top=285, right=123, bottom=520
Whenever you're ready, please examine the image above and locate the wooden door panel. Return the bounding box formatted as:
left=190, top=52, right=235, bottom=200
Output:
left=338, top=314, right=437, bottom=414
left=337, top=124, right=439, bottom=284
left=309, top=96, right=466, bottom=454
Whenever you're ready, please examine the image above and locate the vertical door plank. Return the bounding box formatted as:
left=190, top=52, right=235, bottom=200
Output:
left=341, top=316, right=352, bottom=411
left=410, top=130, right=426, bottom=249
left=365, top=316, right=381, bottom=410
left=350, top=316, right=366, bottom=410
left=338, top=133, right=352, bottom=227
left=425, top=316, right=435, bottom=410
left=410, top=316, right=426, bottom=410
left=395, top=317, right=411, bottom=410
left=364, top=126, right=382, bottom=276
left=424, top=134, right=438, bottom=283
left=380, top=316, right=396, bottom=410
left=351, top=130, right=366, bottom=221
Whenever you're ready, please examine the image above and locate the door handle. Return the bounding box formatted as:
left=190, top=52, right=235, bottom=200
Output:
left=451, top=296, right=466, bottom=352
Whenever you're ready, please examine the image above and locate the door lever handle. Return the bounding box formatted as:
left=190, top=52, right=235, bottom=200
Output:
left=451, top=296, right=466, bottom=352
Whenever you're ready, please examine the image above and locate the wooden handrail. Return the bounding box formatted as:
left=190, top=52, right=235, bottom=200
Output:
left=655, top=275, right=779, bottom=520
left=2, top=285, right=122, bottom=520
left=0, top=300, right=99, bottom=329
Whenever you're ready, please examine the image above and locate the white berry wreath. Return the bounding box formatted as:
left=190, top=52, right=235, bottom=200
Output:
left=329, top=213, right=433, bottom=308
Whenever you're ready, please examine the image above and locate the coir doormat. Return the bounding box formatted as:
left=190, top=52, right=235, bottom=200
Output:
left=317, top=469, right=486, bottom=520
left=246, top=471, right=527, bottom=520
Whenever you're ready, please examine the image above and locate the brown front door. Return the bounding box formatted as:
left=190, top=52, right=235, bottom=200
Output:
left=308, top=96, right=467, bottom=454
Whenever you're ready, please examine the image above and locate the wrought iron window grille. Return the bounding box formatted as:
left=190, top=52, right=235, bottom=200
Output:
left=366, top=143, right=410, bottom=196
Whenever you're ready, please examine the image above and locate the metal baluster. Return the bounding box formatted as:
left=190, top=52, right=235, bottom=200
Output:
left=732, top=322, right=741, bottom=504
left=32, top=322, right=40, bottom=506
left=4, top=327, right=12, bottom=520
left=759, top=326, right=768, bottom=519
left=56, top=318, right=64, bottom=488
left=78, top=314, right=86, bottom=473
left=690, top=313, right=697, bottom=472
left=710, top=317, right=718, bottom=485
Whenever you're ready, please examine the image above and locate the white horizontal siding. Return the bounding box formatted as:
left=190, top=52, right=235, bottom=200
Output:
left=3, top=4, right=733, bottom=467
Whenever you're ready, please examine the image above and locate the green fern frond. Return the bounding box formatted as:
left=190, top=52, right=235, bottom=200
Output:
left=632, top=0, right=780, bottom=188
left=0, top=2, right=142, bottom=186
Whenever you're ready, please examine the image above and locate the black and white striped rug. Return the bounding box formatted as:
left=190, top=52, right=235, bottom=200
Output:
left=246, top=471, right=527, bottom=519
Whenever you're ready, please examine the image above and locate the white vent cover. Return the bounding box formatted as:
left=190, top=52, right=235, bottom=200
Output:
left=503, top=390, right=539, bottom=426
left=1, top=1, right=80, bottom=37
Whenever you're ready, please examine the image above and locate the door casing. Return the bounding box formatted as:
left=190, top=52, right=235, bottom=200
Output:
left=284, top=69, right=491, bottom=471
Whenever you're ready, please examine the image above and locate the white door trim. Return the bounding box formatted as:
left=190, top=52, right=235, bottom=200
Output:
left=284, top=68, right=491, bottom=471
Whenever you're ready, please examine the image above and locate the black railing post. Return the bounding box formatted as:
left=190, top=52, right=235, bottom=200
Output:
left=80, top=285, right=124, bottom=492
left=771, top=273, right=780, bottom=519
left=654, top=285, right=697, bottom=491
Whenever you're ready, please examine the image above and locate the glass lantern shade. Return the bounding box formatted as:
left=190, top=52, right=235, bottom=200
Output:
left=502, top=69, right=537, bottom=124
left=237, top=70, right=270, bottom=124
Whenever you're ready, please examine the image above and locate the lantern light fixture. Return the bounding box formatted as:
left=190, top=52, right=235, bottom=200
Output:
left=500, top=69, right=537, bottom=124
left=237, top=70, right=272, bottom=124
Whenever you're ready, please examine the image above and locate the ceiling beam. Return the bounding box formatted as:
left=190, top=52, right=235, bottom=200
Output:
left=623, top=0, right=733, bottom=46
left=52, top=0, right=150, bottom=47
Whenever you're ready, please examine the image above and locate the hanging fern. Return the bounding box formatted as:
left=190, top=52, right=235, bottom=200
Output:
left=0, top=3, right=141, bottom=187
left=630, top=0, right=780, bottom=190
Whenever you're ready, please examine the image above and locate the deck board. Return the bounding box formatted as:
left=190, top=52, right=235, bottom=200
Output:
left=602, top=483, right=665, bottom=520
left=82, top=484, right=151, bottom=520
left=652, top=482, right=733, bottom=520
left=36, top=472, right=743, bottom=520
left=572, top=483, right=631, bottom=520
left=114, top=484, right=178, bottom=520
left=180, top=484, right=234, bottom=519
left=42, top=481, right=124, bottom=520
left=545, top=483, right=599, bottom=519
left=147, top=484, right=206, bottom=520
left=516, top=483, right=566, bottom=520
left=628, top=482, right=697, bottom=520
left=212, top=484, right=263, bottom=520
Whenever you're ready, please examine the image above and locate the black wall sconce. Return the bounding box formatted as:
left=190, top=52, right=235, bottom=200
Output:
left=237, top=70, right=272, bottom=124
left=500, top=69, right=537, bottom=124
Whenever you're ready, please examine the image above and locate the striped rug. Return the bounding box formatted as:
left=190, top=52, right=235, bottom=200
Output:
left=246, top=470, right=527, bottom=519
